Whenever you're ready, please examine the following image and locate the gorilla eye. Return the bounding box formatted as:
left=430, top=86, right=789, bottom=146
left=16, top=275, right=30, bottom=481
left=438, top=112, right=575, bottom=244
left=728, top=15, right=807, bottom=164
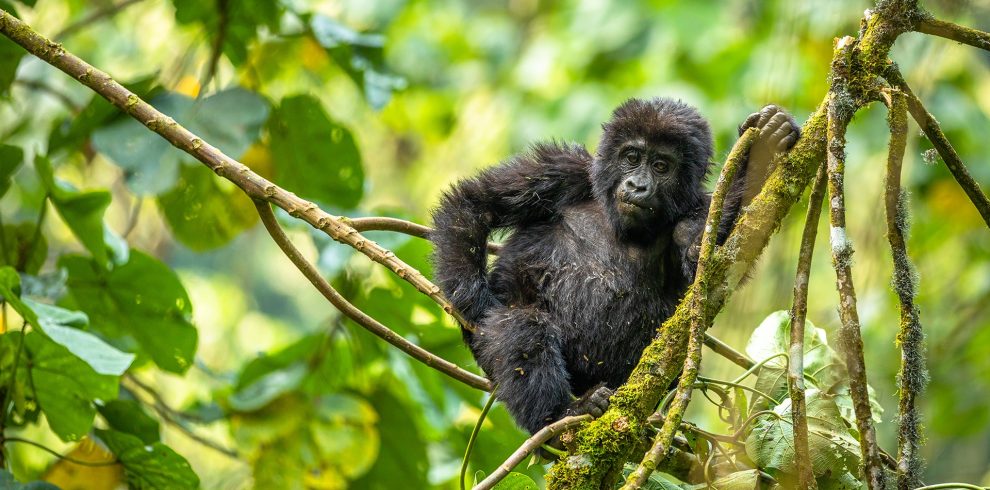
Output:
left=625, top=150, right=641, bottom=164
left=653, top=160, right=669, bottom=172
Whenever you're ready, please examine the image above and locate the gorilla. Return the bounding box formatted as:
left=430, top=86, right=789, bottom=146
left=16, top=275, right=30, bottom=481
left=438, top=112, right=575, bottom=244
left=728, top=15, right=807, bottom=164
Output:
left=431, top=99, right=799, bottom=433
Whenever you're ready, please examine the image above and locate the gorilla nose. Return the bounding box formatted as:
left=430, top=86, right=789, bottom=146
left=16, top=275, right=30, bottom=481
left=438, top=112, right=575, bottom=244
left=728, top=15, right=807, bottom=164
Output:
left=623, top=178, right=648, bottom=195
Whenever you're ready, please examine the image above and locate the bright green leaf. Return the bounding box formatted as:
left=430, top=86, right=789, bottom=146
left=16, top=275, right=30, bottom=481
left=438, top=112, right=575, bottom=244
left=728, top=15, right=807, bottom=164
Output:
left=59, top=251, right=197, bottom=374
left=0, top=223, right=46, bottom=274
left=26, top=299, right=135, bottom=376
left=96, top=429, right=199, bottom=490
left=25, top=331, right=119, bottom=441
left=228, top=363, right=307, bottom=412
left=98, top=399, right=161, bottom=444
left=34, top=155, right=112, bottom=265
left=158, top=164, right=259, bottom=250
left=269, top=94, right=364, bottom=209
left=492, top=472, right=539, bottom=490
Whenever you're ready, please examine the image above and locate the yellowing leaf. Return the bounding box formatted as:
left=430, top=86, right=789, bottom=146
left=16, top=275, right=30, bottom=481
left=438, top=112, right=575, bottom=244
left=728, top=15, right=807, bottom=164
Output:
left=43, top=437, right=123, bottom=490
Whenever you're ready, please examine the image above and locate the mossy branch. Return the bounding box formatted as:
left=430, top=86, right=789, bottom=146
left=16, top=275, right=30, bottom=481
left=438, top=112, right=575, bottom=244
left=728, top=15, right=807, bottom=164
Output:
left=825, top=41, right=886, bottom=487
left=882, top=65, right=990, bottom=229
left=880, top=89, right=928, bottom=489
left=916, top=16, right=990, bottom=52
left=620, top=129, right=757, bottom=490
left=788, top=161, right=827, bottom=490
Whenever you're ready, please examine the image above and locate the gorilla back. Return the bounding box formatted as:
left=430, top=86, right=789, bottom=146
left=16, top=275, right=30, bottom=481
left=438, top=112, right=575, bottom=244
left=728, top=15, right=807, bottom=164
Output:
left=430, top=98, right=798, bottom=434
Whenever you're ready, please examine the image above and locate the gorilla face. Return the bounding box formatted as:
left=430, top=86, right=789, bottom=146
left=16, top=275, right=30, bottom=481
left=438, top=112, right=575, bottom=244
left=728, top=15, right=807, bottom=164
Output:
left=592, top=98, right=714, bottom=242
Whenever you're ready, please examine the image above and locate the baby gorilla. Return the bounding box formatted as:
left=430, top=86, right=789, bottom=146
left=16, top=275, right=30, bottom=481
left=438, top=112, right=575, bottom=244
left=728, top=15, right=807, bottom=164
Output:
left=431, top=99, right=799, bottom=433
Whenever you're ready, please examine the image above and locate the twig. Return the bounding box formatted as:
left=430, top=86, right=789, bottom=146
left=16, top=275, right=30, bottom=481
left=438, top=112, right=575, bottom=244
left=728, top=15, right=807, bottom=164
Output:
left=881, top=89, right=927, bottom=490
left=461, top=388, right=498, bottom=490
left=883, top=65, right=990, bottom=229
left=4, top=437, right=118, bottom=466
left=344, top=216, right=502, bottom=255
left=473, top=415, right=591, bottom=490
left=123, top=375, right=239, bottom=459
left=916, top=17, right=990, bottom=52
left=199, top=0, right=229, bottom=91
left=13, top=79, right=81, bottom=112
left=787, top=160, right=827, bottom=490
left=621, top=128, right=757, bottom=490
left=0, top=10, right=479, bottom=334
left=254, top=201, right=492, bottom=391
left=914, top=484, right=988, bottom=490
left=54, top=0, right=146, bottom=40
left=825, top=85, right=886, bottom=489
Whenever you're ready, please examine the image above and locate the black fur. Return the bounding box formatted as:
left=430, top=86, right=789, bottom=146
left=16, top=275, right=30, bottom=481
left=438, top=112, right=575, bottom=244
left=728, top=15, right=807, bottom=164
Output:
left=430, top=97, right=796, bottom=433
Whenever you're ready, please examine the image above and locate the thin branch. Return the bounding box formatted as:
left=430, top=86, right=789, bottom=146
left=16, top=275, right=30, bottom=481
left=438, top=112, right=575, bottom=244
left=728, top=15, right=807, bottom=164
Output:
left=53, top=0, right=146, bottom=40
left=254, top=201, right=492, bottom=391
left=825, top=89, right=886, bottom=490
left=123, top=375, right=239, bottom=459
left=916, top=17, right=990, bottom=52
left=881, top=88, right=927, bottom=490
left=883, top=65, right=990, bottom=229
left=621, top=128, right=757, bottom=490
left=473, top=415, right=591, bottom=490
left=13, top=79, right=81, bottom=112
left=462, top=388, right=498, bottom=490
left=0, top=10, right=479, bottom=334
left=200, top=0, right=230, bottom=90
left=787, top=160, right=827, bottom=490
left=3, top=437, right=118, bottom=466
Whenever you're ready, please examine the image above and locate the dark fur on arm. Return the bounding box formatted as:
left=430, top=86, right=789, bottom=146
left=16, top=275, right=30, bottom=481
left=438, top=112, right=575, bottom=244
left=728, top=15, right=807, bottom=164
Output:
left=430, top=142, right=593, bottom=324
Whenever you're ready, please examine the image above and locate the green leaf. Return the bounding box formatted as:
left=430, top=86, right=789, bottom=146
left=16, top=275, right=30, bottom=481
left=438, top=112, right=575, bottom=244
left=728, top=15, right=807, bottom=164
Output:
left=269, top=94, right=364, bottom=209
left=172, top=0, right=280, bottom=66
left=0, top=470, right=61, bottom=490
left=35, top=155, right=112, bottom=265
left=744, top=389, right=861, bottom=480
left=350, top=388, right=429, bottom=490
left=96, top=429, right=199, bottom=490
left=26, top=299, right=135, bottom=376
left=228, top=363, right=307, bottom=412
left=309, top=14, right=406, bottom=109
left=25, top=331, right=119, bottom=441
left=157, top=164, right=259, bottom=250
left=0, top=223, right=47, bottom=274
left=711, top=470, right=760, bottom=490
left=492, top=472, right=539, bottom=490
left=98, top=399, right=161, bottom=444
left=0, top=144, right=23, bottom=198
left=59, top=251, right=197, bottom=374
left=0, top=27, right=24, bottom=97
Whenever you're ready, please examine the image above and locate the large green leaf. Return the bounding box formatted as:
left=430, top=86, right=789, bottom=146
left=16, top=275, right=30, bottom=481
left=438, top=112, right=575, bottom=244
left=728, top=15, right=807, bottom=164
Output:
left=350, top=387, right=429, bottom=490
left=157, top=164, right=259, bottom=250
left=35, top=155, right=112, bottom=265
left=744, top=390, right=862, bottom=483
left=48, top=75, right=159, bottom=154
left=268, top=94, right=364, bottom=209
left=492, top=472, right=539, bottom=490
left=98, top=399, right=161, bottom=444
left=59, top=251, right=197, bottom=374
left=91, top=88, right=269, bottom=195
left=25, top=299, right=135, bottom=376
left=228, top=363, right=307, bottom=412
left=96, top=429, right=199, bottom=490
left=25, top=331, right=119, bottom=441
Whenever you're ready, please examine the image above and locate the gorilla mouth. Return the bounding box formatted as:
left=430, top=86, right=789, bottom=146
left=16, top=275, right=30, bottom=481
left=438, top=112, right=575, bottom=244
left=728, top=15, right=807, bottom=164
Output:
left=617, top=196, right=652, bottom=214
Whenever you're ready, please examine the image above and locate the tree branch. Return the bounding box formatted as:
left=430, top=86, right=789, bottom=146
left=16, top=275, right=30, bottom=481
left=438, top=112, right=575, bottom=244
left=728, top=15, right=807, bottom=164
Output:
left=916, top=16, right=990, bottom=52
left=788, top=160, right=827, bottom=490
left=883, top=65, right=990, bottom=229
left=254, top=201, right=492, bottom=391
left=880, top=88, right=928, bottom=490
left=473, top=415, right=591, bottom=490
left=621, top=128, right=757, bottom=490
left=0, top=9, right=480, bottom=335
left=825, top=46, right=886, bottom=487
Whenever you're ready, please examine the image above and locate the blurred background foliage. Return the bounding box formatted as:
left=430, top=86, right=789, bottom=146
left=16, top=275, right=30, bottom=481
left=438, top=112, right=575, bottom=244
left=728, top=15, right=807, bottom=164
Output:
left=0, top=0, right=989, bottom=488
